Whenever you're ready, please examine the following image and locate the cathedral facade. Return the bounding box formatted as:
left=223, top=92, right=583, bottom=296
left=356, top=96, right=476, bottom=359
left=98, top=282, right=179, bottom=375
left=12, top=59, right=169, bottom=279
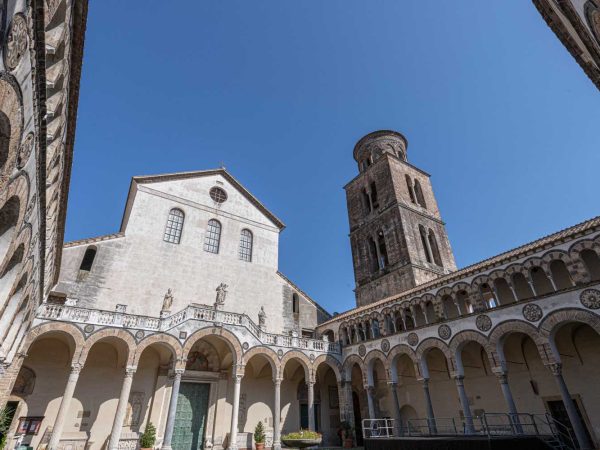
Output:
left=1, top=2, right=600, bottom=450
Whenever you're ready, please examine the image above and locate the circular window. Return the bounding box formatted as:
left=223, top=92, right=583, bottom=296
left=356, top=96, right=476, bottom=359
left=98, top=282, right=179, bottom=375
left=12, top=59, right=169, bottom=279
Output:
left=209, top=186, right=227, bottom=203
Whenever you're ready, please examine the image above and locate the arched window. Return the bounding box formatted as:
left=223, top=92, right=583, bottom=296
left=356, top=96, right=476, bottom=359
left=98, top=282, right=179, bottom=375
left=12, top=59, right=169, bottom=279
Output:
left=419, top=225, right=432, bottom=263
left=405, top=175, right=416, bottom=204
left=163, top=208, right=184, bottom=244
left=204, top=219, right=222, bottom=254
left=292, top=293, right=300, bottom=317
left=414, top=179, right=427, bottom=209
left=362, top=188, right=372, bottom=214
left=580, top=249, right=600, bottom=281
left=428, top=229, right=443, bottom=267
left=239, top=229, right=253, bottom=262
left=79, top=246, right=97, bottom=272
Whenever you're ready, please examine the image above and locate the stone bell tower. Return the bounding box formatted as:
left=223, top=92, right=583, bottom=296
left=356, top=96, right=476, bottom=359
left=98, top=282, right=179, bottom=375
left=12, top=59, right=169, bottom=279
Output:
left=345, top=130, right=457, bottom=307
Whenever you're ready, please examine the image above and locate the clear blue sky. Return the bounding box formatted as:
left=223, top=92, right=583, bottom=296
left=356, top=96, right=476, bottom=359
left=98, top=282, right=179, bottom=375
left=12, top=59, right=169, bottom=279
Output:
left=67, top=1, right=600, bottom=314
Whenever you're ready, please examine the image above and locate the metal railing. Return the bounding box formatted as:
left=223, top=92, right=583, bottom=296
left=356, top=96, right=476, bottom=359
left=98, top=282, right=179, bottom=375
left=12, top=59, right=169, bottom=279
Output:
left=36, top=303, right=340, bottom=353
left=362, top=413, right=576, bottom=449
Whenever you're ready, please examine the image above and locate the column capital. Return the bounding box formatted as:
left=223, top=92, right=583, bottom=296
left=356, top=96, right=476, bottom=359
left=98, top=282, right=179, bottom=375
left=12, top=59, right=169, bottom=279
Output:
left=306, top=379, right=315, bottom=387
left=453, top=374, right=465, bottom=385
left=125, top=365, right=137, bottom=376
left=547, top=362, right=563, bottom=376
left=70, top=363, right=83, bottom=375
left=174, top=368, right=185, bottom=376
left=232, top=364, right=245, bottom=380
left=418, top=377, right=430, bottom=386
left=494, top=370, right=508, bottom=384
left=273, top=376, right=283, bottom=386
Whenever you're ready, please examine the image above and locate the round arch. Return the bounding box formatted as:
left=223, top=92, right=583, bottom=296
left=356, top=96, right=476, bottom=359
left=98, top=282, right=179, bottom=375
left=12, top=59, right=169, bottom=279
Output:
left=312, top=354, right=342, bottom=382
left=81, top=328, right=137, bottom=365
left=133, top=333, right=182, bottom=367
left=279, top=350, right=312, bottom=381
left=241, top=346, right=279, bottom=379
left=21, top=322, right=85, bottom=359
left=342, top=354, right=366, bottom=382
left=182, top=327, right=243, bottom=366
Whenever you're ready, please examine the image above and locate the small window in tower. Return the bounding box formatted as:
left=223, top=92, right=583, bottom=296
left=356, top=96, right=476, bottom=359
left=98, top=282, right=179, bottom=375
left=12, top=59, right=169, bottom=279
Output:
left=414, top=180, right=427, bottom=209
left=362, top=188, right=372, bottom=214
left=292, top=293, right=300, bottom=319
left=405, top=175, right=416, bottom=204
left=428, top=229, right=443, bottom=267
left=209, top=187, right=228, bottom=204
left=419, top=225, right=432, bottom=263
left=368, top=237, right=379, bottom=273
left=79, top=247, right=97, bottom=272
left=377, top=230, right=389, bottom=269
left=370, top=182, right=379, bottom=209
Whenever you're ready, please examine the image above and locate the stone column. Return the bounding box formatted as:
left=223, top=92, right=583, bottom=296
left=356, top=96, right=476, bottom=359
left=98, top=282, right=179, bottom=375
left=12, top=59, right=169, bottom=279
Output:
left=365, top=385, right=376, bottom=419
left=307, top=380, right=315, bottom=431
left=495, top=371, right=521, bottom=433
left=453, top=299, right=463, bottom=316
left=273, top=377, right=282, bottom=450
left=108, top=365, right=137, bottom=450
left=548, top=363, right=592, bottom=450
left=526, top=275, right=537, bottom=297
left=229, top=366, right=244, bottom=450
left=48, top=363, right=83, bottom=450
left=454, top=376, right=474, bottom=434
left=388, top=382, right=403, bottom=436
left=161, top=368, right=184, bottom=450
left=421, top=378, right=436, bottom=434
left=546, top=272, right=558, bottom=291
left=339, top=381, right=355, bottom=427
left=507, top=282, right=519, bottom=302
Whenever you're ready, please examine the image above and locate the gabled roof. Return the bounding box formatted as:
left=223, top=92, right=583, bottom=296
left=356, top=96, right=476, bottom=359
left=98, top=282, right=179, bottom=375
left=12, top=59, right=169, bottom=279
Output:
left=120, top=168, right=285, bottom=231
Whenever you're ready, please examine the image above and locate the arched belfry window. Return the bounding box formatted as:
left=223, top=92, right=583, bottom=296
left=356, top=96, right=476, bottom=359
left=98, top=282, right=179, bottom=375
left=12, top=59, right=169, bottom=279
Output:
left=292, top=293, right=300, bottom=321
left=79, top=246, right=97, bottom=272
left=419, top=225, right=432, bottom=263
left=405, top=175, right=416, bottom=204
left=239, top=229, right=253, bottom=262
left=163, top=208, right=184, bottom=244
left=204, top=219, right=222, bottom=254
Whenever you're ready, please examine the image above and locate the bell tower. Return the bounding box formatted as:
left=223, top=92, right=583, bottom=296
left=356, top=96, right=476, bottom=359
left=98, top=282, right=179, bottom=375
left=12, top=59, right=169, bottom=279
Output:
left=345, top=130, right=457, bottom=307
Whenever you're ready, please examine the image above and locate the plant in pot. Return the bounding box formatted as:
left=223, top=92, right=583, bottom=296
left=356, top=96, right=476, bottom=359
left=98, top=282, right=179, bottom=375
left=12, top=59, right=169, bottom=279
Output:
left=139, top=422, right=156, bottom=450
left=281, top=430, right=322, bottom=448
left=254, top=421, right=266, bottom=450
left=339, top=421, right=354, bottom=448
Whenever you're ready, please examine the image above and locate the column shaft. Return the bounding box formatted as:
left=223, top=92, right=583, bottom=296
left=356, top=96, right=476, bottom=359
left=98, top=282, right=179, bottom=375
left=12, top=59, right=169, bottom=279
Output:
left=550, top=364, right=591, bottom=450
left=421, top=378, right=436, bottom=435
left=273, top=378, right=282, bottom=450
left=161, top=369, right=183, bottom=450
left=108, top=366, right=137, bottom=450
left=307, top=381, right=315, bottom=431
left=496, top=372, right=521, bottom=433
left=48, top=364, right=82, bottom=450
left=389, top=383, right=402, bottom=436
left=454, top=376, right=474, bottom=434
left=366, top=386, right=376, bottom=420
left=229, top=369, right=243, bottom=450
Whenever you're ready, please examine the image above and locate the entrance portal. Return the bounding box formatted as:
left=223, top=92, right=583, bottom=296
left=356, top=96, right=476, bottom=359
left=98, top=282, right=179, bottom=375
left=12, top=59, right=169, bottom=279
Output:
left=172, top=383, right=210, bottom=450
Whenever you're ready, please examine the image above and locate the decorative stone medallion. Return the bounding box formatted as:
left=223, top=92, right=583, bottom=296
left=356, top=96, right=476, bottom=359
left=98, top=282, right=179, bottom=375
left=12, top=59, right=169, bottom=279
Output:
left=277, top=349, right=284, bottom=358
left=407, top=333, right=419, bottom=347
left=83, top=324, right=94, bottom=334
left=178, top=331, right=187, bottom=340
left=580, top=288, right=600, bottom=310
left=522, top=303, right=543, bottom=322
left=4, top=14, right=28, bottom=71
left=17, top=133, right=34, bottom=169
left=135, top=330, right=145, bottom=340
left=242, top=342, right=249, bottom=351
left=438, top=324, right=452, bottom=340
left=475, top=314, right=492, bottom=332
left=309, top=353, right=315, bottom=362
left=381, top=339, right=390, bottom=353
left=358, top=344, right=366, bottom=357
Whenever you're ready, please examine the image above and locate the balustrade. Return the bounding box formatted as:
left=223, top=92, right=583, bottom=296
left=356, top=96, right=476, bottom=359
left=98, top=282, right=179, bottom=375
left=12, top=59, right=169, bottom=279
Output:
left=36, top=302, right=340, bottom=354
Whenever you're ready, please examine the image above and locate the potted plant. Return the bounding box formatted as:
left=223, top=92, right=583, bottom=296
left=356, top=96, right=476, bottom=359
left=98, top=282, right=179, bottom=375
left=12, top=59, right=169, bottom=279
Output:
left=139, top=422, right=156, bottom=450
left=281, top=430, right=322, bottom=448
left=254, top=421, right=266, bottom=450
left=339, top=421, right=354, bottom=448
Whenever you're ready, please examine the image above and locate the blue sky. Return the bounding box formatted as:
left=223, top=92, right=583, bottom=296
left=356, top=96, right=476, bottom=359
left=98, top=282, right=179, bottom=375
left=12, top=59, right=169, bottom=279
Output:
left=67, top=1, right=600, bottom=314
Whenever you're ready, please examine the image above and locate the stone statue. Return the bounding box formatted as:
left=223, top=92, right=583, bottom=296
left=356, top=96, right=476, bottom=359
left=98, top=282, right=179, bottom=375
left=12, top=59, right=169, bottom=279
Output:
left=258, top=306, right=266, bottom=330
left=162, top=288, right=173, bottom=312
left=214, top=283, right=228, bottom=310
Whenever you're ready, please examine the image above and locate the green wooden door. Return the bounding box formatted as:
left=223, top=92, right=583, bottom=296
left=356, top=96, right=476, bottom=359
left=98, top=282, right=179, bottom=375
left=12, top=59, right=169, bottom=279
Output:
left=172, top=383, right=210, bottom=450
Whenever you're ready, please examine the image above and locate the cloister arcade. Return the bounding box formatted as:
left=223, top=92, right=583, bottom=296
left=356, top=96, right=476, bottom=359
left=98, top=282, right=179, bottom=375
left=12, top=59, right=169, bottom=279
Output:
left=4, top=325, right=348, bottom=450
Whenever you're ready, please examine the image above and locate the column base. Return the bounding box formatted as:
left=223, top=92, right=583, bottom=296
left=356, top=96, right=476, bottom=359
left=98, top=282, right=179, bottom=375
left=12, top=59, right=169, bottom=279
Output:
left=272, top=443, right=281, bottom=450
left=160, top=447, right=173, bottom=450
